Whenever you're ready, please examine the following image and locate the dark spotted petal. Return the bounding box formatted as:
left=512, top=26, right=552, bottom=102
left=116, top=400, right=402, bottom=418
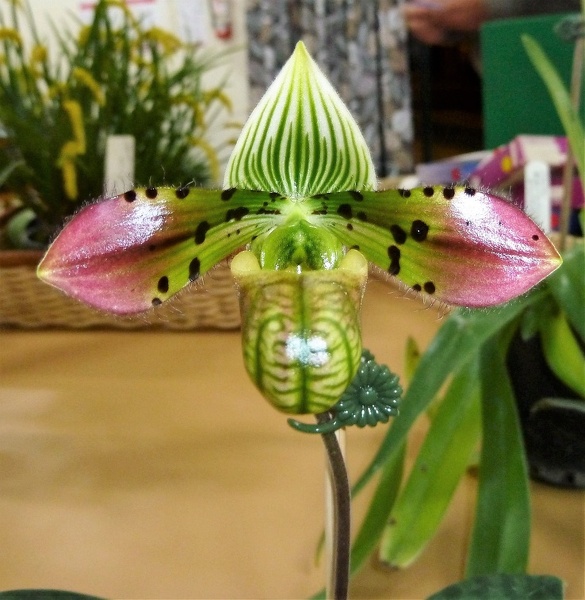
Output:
left=304, top=185, right=562, bottom=307
left=38, top=187, right=278, bottom=313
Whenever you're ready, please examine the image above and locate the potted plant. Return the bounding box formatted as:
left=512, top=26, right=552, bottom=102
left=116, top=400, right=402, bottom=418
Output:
left=26, top=33, right=565, bottom=599
left=0, top=0, right=237, bottom=328
left=339, top=7, right=584, bottom=597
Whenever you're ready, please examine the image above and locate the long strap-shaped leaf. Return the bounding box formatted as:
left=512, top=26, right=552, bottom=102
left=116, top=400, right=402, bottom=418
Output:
left=428, top=574, right=564, bottom=600
left=379, top=358, right=482, bottom=569
left=466, top=331, right=531, bottom=576
left=522, top=34, right=585, bottom=183
left=547, top=244, right=585, bottom=341
left=351, top=288, right=547, bottom=497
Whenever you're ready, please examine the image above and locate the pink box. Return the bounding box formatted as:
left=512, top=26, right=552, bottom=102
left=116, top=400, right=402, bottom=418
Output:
left=470, top=135, right=583, bottom=213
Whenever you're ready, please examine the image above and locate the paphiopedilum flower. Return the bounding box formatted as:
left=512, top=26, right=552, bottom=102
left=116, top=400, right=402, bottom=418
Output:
left=38, top=42, right=561, bottom=417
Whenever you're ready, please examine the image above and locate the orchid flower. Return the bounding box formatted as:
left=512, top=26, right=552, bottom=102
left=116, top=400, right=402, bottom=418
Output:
left=38, top=42, right=561, bottom=419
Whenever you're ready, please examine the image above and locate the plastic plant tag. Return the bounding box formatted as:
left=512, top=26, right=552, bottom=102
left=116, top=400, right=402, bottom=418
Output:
left=104, top=135, right=136, bottom=196
left=524, top=160, right=551, bottom=233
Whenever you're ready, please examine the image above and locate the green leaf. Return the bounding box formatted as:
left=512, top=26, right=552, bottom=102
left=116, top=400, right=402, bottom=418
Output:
left=310, top=441, right=406, bottom=600
left=532, top=396, right=585, bottom=414
left=0, top=591, right=103, bottom=600
left=352, top=287, right=546, bottom=498
left=547, top=244, right=585, bottom=342
left=427, top=574, right=564, bottom=600
left=224, top=41, right=377, bottom=197
left=0, top=158, right=25, bottom=186
left=466, top=333, right=530, bottom=577
left=522, top=34, right=585, bottom=182
left=539, top=310, right=585, bottom=397
left=404, top=337, right=421, bottom=384
left=518, top=294, right=555, bottom=341
left=349, top=440, right=406, bottom=573
left=379, top=358, right=481, bottom=568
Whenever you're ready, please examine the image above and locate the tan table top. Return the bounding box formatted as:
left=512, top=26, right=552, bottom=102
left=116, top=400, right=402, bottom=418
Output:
left=1, top=278, right=583, bottom=599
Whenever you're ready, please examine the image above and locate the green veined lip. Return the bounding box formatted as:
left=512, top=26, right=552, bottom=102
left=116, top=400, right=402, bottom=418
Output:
left=231, top=249, right=368, bottom=414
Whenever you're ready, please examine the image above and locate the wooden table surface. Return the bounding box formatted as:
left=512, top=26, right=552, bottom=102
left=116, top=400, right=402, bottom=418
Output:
left=1, top=278, right=583, bottom=599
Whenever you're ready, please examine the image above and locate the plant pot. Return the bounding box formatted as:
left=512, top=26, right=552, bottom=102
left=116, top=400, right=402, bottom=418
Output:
left=0, top=249, right=241, bottom=330
left=507, top=332, right=585, bottom=489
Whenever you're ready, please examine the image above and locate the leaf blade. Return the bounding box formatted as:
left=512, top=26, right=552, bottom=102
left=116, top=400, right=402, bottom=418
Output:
left=466, top=333, right=531, bottom=576
left=427, top=574, right=564, bottom=600
left=540, top=309, right=585, bottom=397
left=379, top=358, right=481, bottom=568
left=522, top=34, right=585, bottom=182
left=352, top=288, right=547, bottom=498
left=547, top=244, right=585, bottom=341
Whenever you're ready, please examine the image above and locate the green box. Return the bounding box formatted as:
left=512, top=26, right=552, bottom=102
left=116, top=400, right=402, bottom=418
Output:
left=481, top=12, right=583, bottom=149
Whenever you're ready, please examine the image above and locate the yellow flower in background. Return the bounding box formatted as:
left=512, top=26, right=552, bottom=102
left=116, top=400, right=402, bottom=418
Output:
left=30, top=44, right=47, bottom=63
left=57, top=100, right=86, bottom=200
left=0, top=0, right=232, bottom=239
left=203, top=88, right=233, bottom=112
left=72, top=66, right=106, bottom=106
left=47, top=81, right=67, bottom=99
left=0, top=27, right=22, bottom=45
left=130, top=49, right=150, bottom=70
left=28, top=44, right=47, bottom=78
left=143, top=27, right=184, bottom=54
left=223, top=120, right=243, bottom=131
left=77, top=25, right=91, bottom=47
left=188, top=136, right=220, bottom=183
left=171, top=94, right=205, bottom=128
left=62, top=100, right=86, bottom=153
left=58, top=156, right=78, bottom=200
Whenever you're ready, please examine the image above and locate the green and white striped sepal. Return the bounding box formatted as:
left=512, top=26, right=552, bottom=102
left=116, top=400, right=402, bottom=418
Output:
left=224, top=41, right=378, bottom=198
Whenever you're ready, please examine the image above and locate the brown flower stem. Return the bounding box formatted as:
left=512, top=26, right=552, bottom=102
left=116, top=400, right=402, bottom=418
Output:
left=318, top=412, right=351, bottom=600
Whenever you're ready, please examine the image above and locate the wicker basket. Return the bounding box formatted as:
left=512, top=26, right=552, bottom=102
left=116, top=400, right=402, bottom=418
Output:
left=0, top=250, right=241, bottom=330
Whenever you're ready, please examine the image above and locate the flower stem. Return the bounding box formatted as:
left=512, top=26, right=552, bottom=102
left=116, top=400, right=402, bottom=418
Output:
left=318, top=412, right=351, bottom=600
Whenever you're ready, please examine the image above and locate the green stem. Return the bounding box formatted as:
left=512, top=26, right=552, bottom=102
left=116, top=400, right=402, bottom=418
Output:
left=318, top=413, right=351, bottom=600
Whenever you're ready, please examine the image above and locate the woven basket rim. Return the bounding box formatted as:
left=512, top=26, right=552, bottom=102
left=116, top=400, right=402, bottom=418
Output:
left=0, top=250, right=241, bottom=330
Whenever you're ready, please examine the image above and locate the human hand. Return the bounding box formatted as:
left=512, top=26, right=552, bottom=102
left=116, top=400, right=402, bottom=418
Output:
left=403, top=0, right=489, bottom=45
